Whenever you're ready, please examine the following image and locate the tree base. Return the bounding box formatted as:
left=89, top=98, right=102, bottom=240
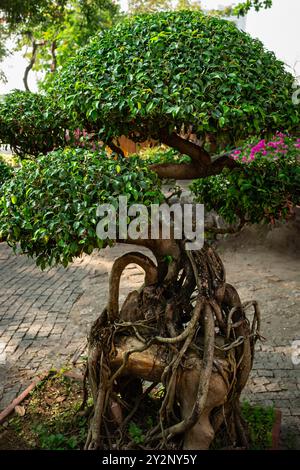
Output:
left=84, top=243, right=261, bottom=450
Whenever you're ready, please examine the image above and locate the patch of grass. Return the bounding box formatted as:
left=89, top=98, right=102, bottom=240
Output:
left=211, top=401, right=276, bottom=450
left=128, top=422, right=144, bottom=444
left=0, top=375, right=277, bottom=450
left=0, top=371, right=89, bottom=450
left=241, top=401, right=275, bottom=450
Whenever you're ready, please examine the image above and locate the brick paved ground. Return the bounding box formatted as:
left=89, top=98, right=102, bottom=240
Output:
left=0, top=237, right=299, bottom=448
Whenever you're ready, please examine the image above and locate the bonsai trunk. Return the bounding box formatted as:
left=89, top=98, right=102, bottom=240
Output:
left=83, top=239, right=260, bottom=450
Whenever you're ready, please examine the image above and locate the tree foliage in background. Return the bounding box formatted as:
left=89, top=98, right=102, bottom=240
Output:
left=0, top=0, right=55, bottom=26
left=233, top=0, right=272, bottom=17
left=129, top=0, right=202, bottom=13
left=128, top=0, right=172, bottom=13
left=0, top=0, right=120, bottom=89
left=128, top=0, right=272, bottom=16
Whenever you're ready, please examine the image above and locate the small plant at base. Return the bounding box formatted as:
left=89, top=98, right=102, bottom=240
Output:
left=241, top=401, right=275, bottom=450
left=32, top=424, right=78, bottom=450
left=128, top=422, right=144, bottom=444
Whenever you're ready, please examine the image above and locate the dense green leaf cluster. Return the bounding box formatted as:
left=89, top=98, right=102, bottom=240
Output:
left=190, top=135, right=300, bottom=224
left=0, top=159, right=13, bottom=190
left=0, top=148, right=163, bottom=268
left=241, top=401, right=275, bottom=450
left=51, top=11, right=299, bottom=146
left=0, top=90, right=68, bottom=158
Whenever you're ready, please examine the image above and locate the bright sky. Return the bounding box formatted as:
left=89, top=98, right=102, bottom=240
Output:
left=0, top=0, right=299, bottom=94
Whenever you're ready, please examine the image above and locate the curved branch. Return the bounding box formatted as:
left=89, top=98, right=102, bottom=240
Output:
left=23, top=40, right=38, bottom=91
left=160, top=131, right=211, bottom=166
left=154, top=295, right=202, bottom=344
left=23, top=35, right=45, bottom=91
left=210, top=155, right=239, bottom=175
left=149, top=162, right=205, bottom=180
left=117, top=237, right=182, bottom=270
left=150, top=155, right=238, bottom=180
left=50, top=40, right=57, bottom=72
left=108, top=252, right=158, bottom=322
left=107, top=138, right=125, bottom=158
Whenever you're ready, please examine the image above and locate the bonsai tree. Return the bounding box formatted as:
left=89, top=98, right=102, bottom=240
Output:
left=0, top=11, right=299, bottom=450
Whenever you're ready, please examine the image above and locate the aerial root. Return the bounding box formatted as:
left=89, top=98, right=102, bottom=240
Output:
left=84, top=244, right=259, bottom=450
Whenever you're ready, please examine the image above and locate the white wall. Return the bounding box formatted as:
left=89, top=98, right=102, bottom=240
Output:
left=246, top=0, right=300, bottom=76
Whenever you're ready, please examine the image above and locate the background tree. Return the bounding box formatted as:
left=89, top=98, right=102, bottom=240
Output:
left=0, top=0, right=119, bottom=90
left=128, top=0, right=172, bottom=14
left=234, top=0, right=272, bottom=16
left=176, top=0, right=201, bottom=10
left=0, top=0, right=53, bottom=26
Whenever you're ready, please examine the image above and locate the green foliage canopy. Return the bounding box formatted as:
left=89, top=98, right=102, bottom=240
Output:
left=0, top=148, right=163, bottom=268
left=51, top=11, right=299, bottom=148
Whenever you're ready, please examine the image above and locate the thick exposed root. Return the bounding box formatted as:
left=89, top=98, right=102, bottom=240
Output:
left=84, top=242, right=260, bottom=450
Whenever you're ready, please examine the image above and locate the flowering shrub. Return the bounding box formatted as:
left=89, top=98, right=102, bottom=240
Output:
left=191, top=135, right=300, bottom=225
left=230, top=133, right=300, bottom=163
